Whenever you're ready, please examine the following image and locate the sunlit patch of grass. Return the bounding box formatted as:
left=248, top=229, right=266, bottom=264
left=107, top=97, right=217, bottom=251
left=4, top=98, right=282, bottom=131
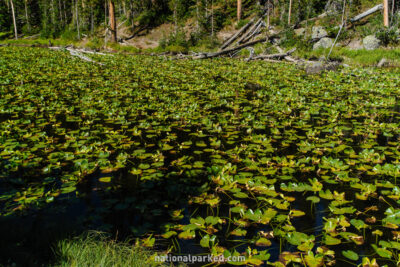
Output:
left=297, top=47, right=400, bottom=66
left=54, top=231, right=171, bottom=267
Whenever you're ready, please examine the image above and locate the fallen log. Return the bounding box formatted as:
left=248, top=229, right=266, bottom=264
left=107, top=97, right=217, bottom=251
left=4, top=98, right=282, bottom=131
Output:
left=123, top=25, right=148, bottom=41
left=220, top=18, right=256, bottom=50
left=49, top=46, right=105, bottom=65
left=350, top=4, right=383, bottom=22
left=241, top=21, right=266, bottom=44
left=193, top=37, right=268, bottom=59
left=275, top=46, right=298, bottom=62
left=251, top=47, right=296, bottom=60
left=236, top=13, right=267, bottom=45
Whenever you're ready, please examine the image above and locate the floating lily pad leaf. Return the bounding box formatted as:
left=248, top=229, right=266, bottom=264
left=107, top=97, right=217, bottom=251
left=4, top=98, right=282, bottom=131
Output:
left=255, top=237, right=271, bottom=247
left=371, top=244, right=393, bottom=259
left=304, top=251, right=324, bottom=267
left=178, top=230, right=195, bottom=240
left=99, top=177, right=112, bottom=183
left=234, top=192, right=248, bottom=198
left=306, top=196, right=320, bottom=203
left=162, top=231, right=177, bottom=239
left=200, top=234, right=210, bottom=248
left=324, top=235, right=341, bottom=245
left=61, top=186, right=76, bottom=194
left=138, top=163, right=150, bottom=169
left=231, top=228, right=247, bottom=236
left=290, top=209, right=305, bottom=217
left=342, top=250, right=359, bottom=261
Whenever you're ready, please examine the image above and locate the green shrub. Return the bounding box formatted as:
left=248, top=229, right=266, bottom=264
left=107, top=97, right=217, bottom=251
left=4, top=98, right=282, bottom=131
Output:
left=376, top=27, right=399, bottom=46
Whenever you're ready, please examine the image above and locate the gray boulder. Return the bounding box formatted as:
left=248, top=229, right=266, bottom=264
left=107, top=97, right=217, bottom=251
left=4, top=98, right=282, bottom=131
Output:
left=313, top=37, right=334, bottom=50
left=294, top=28, right=306, bottom=37
left=305, top=61, right=341, bottom=74
left=347, top=39, right=363, bottom=50
left=363, top=35, right=381, bottom=50
left=312, top=26, right=328, bottom=40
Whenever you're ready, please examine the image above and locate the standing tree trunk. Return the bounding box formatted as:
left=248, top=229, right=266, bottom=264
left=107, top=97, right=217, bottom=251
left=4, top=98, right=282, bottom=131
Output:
left=75, top=0, right=81, bottom=39
left=211, top=0, right=214, bottom=36
left=10, top=0, right=18, bottom=39
left=267, top=0, right=270, bottom=28
left=383, top=0, right=389, bottom=27
left=288, top=0, right=292, bottom=25
left=237, top=0, right=242, bottom=21
left=24, top=0, right=31, bottom=32
left=109, top=0, right=117, bottom=42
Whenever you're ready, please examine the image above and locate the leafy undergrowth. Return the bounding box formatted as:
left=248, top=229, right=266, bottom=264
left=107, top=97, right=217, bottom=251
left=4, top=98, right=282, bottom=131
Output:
left=1, top=47, right=400, bottom=266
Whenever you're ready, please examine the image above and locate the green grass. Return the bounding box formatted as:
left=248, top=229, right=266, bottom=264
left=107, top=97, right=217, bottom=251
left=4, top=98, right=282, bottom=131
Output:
left=0, top=38, right=77, bottom=47
left=54, top=231, right=170, bottom=267
left=297, top=47, right=400, bottom=66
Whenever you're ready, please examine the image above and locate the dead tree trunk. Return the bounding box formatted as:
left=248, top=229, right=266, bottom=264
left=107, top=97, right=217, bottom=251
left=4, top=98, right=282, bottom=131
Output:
left=24, top=0, right=31, bottom=32
left=194, top=37, right=268, bottom=59
left=75, top=0, right=80, bottom=39
left=220, top=18, right=255, bottom=50
left=350, top=4, right=383, bottom=22
left=10, top=0, right=18, bottom=39
left=383, top=0, right=389, bottom=27
left=237, top=0, right=242, bottom=21
left=109, top=0, right=117, bottom=42
left=288, top=0, right=292, bottom=25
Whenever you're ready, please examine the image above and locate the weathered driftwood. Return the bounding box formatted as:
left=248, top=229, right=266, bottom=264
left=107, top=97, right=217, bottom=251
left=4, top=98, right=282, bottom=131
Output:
left=220, top=18, right=256, bottom=50
left=241, top=21, right=266, bottom=44
left=275, top=46, right=298, bottom=62
left=193, top=37, right=268, bottom=59
left=250, top=47, right=296, bottom=61
left=236, top=17, right=265, bottom=45
left=49, top=46, right=105, bottom=65
left=245, top=47, right=256, bottom=61
left=350, top=4, right=383, bottom=22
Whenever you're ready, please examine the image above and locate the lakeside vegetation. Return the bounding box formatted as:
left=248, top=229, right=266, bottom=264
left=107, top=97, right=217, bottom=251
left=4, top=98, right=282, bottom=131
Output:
left=1, top=46, right=400, bottom=266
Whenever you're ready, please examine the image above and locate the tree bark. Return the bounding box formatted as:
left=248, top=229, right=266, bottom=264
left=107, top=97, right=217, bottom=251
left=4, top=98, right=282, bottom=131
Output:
left=383, top=0, right=389, bottom=27
left=109, top=0, right=117, bottom=42
left=288, top=0, right=292, bottom=25
left=237, top=0, right=242, bottom=21
left=75, top=0, right=80, bottom=39
left=220, top=17, right=255, bottom=50
left=24, top=0, right=31, bottom=32
left=10, top=0, right=18, bottom=39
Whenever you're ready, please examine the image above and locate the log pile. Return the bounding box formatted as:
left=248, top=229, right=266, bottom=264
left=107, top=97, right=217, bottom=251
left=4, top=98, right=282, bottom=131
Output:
left=189, top=13, right=298, bottom=62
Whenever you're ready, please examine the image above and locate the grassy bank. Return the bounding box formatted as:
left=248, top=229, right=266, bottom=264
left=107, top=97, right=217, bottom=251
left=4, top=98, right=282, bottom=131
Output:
left=54, top=232, right=169, bottom=267
left=298, top=47, right=400, bottom=66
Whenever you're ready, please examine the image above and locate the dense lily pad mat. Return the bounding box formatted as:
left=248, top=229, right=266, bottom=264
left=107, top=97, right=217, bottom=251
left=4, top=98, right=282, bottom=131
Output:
left=1, top=47, right=400, bottom=266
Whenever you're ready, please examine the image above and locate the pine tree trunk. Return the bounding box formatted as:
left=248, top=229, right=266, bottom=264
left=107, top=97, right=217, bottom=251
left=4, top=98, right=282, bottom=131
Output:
left=383, top=0, right=389, bottom=27
left=109, top=0, right=117, bottom=42
left=211, top=0, right=214, bottom=36
left=10, top=0, right=18, bottom=39
left=288, top=0, right=292, bottom=25
left=237, top=0, right=242, bottom=21
left=76, top=0, right=81, bottom=39
left=24, top=0, right=31, bottom=32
